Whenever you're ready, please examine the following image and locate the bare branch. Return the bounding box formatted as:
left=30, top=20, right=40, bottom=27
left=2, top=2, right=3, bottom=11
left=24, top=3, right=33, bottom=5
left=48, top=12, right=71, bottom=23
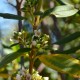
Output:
left=20, top=0, right=23, bottom=4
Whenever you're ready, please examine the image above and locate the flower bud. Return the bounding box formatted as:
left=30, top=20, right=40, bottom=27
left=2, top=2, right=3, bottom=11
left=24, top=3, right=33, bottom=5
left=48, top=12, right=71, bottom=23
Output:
left=26, top=73, right=31, bottom=80
left=34, top=29, right=41, bottom=37
left=21, top=66, right=26, bottom=76
left=43, top=77, right=49, bottom=80
left=32, top=40, right=37, bottom=46
left=18, top=32, right=22, bottom=36
left=52, top=44, right=59, bottom=50
left=16, top=74, right=21, bottom=80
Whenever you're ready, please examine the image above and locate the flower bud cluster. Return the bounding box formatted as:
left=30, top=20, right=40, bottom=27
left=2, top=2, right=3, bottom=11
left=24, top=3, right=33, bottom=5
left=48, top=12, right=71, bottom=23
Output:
left=15, top=68, right=48, bottom=80
left=11, top=29, right=50, bottom=50
left=16, top=74, right=21, bottom=80
left=12, top=30, right=28, bottom=47
left=30, top=29, right=41, bottom=47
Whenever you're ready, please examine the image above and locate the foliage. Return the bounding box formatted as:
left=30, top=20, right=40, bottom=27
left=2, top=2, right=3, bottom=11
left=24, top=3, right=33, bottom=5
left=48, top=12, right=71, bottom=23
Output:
left=0, top=0, right=80, bottom=80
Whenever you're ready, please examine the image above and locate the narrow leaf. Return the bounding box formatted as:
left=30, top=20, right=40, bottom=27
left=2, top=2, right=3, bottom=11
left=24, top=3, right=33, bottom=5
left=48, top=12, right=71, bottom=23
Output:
left=38, top=54, right=80, bottom=78
left=56, top=0, right=65, bottom=5
left=0, top=48, right=31, bottom=68
left=10, top=43, right=19, bottom=47
left=51, top=5, right=78, bottom=17
left=41, top=8, right=54, bottom=18
left=34, top=11, right=43, bottom=16
left=2, top=43, right=19, bottom=49
left=0, top=13, right=27, bottom=20
left=54, top=31, right=80, bottom=45
left=44, top=45, right=80, bottom=54
left=60, top=0, right=74, bottom=5
left=56, top=45, right=80, bottom=54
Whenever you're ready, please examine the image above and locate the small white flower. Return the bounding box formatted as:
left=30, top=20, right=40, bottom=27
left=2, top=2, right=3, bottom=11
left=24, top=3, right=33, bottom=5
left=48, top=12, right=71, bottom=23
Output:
left=16, top=74, right=21, bottom=80
left=34, top=30, right=37, bottom=34
left=37, top=29, right=41, bottom=35
left=18, top=32, right=22, bottom=35
left=52, top=44, right=59, bottom=50
left=26, top=73, right=31, bottom=80
left=20, top=66, right=26, bottom=76
left=43, top=77, right=49, bottom=80
left=34, top=29, right=41, bottom=37
left=22, top=66, right=25, bottom=72
left=10, top=38, right=13, bottom=41
left=21, top=71, right=26, bottom=76
left=32, top=40, right=37, bottom=46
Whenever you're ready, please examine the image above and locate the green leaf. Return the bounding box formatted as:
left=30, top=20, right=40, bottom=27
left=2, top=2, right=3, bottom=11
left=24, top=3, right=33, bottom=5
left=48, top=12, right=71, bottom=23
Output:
left=38, top=54, right=80, bottom=78
left=51, top=5, right=78, bottom=17
left=41, top=8, right=54, bottom=18
left=34, top=11, right=43, bottom=16
left=0, top=48, right=31, bottom=68
left=0, top=13, right=27, bottom=20
left=2, top=43, right=19, bottom=49
left=10, top=43, right=19, bottom=47
left=60, top=0, right=74, bottom=5
left=54, top=31, right=80, bottom=45
left=56, top=45, right=80, bottom=54
left=56, top=0, right=65, bottom=5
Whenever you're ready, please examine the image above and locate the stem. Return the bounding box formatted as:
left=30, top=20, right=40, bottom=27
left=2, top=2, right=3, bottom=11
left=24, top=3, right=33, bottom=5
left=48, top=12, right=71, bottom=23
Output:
left=29, top=46, right=35, bottom=74
left=0, top=28, right=4, bottom=57
left=29, top=16, right=38, bottom=74
left=16, top=0, right=24, bottom=67
left=20, top=0, right=23, bottom=4
left=16, top=0, right=23, bottom=32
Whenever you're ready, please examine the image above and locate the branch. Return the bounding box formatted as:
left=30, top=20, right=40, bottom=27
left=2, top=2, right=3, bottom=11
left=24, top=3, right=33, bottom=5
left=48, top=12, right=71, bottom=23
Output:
left=50, top=15, right=62, bottom=40
left=20, top=0, right=23, bottom=4
left=16, top=0, right=23, bottom=32
left=7, top=0, right=16, bottom=8
left=16, top=0, right=23, bottom=5
left=16, top=0, right=24, bottom=67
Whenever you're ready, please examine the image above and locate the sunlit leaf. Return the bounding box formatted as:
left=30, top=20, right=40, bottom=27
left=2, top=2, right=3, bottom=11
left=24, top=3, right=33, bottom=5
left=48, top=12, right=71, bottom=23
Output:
left=0, top=13, right=27, bottom=20
left=54, top=31, right=80, bottom=45
left=38, top=54, right=80, bottom=78
left=60, top=0, right=74, bottom=5
left=0, top=73, right=9, bottom=78
left=2, top=43, right=19, bottom=49
left=51, top=5, right=78, bottom=17
left=0, top=48, right=31, bottom=68
left=56, top=0, right=65, bottom=5
left=10, top=43, right=19, bottom=47
left=34, top=5, right=78, bottom=18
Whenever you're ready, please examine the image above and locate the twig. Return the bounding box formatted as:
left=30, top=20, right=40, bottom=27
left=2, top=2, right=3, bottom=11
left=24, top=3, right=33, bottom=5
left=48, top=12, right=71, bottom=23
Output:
left=20, top=0, right=23, bottom=4
left=16, top=0, right=24, bottom=67
left=29, top=46, right=34, bottom=74
left=16, top=0, right=23, bottom=32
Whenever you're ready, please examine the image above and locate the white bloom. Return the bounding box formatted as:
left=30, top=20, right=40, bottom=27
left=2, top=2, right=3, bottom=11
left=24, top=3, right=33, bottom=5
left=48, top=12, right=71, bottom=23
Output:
left=52, top=44, right=59, bottom=50
left=18, top=32, right=22, bottom=36
left=34, top=29, right=41, bottom=37
left=16, top=74, right=21, bottom=80
left=32, top=40, right=37, bottom=46
left=22, top=66, right=25, bottom=72
left=9, top=38, right=13, bottom=42
left=43, top=77, right=49, bottom=80
left=21, top=71, right=26, bottom=76
left=20, top=66, right=26, bottom=76
left=26, top=73, right=31, bottom=80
